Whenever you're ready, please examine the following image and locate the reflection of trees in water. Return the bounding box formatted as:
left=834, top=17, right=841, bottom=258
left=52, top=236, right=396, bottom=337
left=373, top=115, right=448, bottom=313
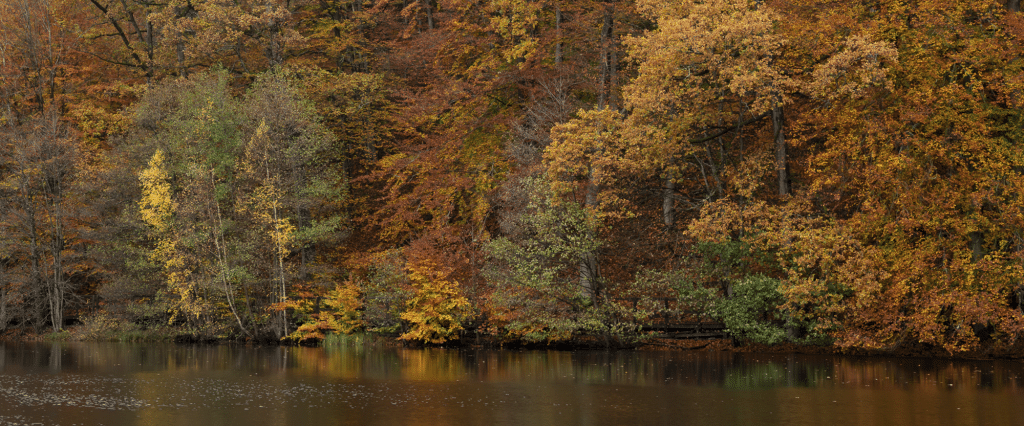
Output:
left=4, top=342, right=1024, bottom=392
left=828, top=358, right=1024, bottom=391
left=289, top=347, right=1024, bottom=391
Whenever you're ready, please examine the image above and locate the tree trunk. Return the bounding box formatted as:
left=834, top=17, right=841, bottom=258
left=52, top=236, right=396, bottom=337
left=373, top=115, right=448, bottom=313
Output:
left=49, top=182, right=64, bottom=332
left=177, top=41, right=188, bottom=77
left=266, top=160, right=289, bottom=339
left=28, top=196, right=44, bottom=330
left=581, top=167, right=600, bottom=302
left=0, top=290, right=7, bottom=332
left=598, top=8, right=612, bottom=109
left=554, top=3, right=562, bottom=65
left=0, top=256, right=7, bottom=332
left=663, top=172, right=675, bottom=228
left=970, top=231, right=984, bottom=262
left=264, top=0, right=284, bottom=65
left=607, top=8, right=618, bottom=110
left=14, top=151, right=45, bottom=330
left=270, top=202, right=288, bottom=339
left=772, top=101, right=789, bottom=196
left=209, top=171, right=252, bottom=338
left=424, top=0, right=433, bottom=30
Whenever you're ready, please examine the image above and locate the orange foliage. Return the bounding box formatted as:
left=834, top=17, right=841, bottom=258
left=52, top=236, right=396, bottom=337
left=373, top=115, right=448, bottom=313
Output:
left=5, top=0, right=1024, bottom=353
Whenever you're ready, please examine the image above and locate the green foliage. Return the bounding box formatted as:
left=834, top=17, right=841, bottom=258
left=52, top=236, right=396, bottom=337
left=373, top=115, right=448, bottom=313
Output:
left=642, top=236, right=831, bottom=346
left=482, top=176, right=647, bottom=344
left=704, top=273, right=828, bottom=346
left=668, top=275, right=720, bottom=325
left=19, top=0, right=1024, bottom=355
left=692, top=240, right=759, bottom=281
left=714, top=274, right=789, bottom=345
left=44, top=330, right=72, bottom=341
left=322, top=332, right=368, bottom=348
left=118, top=66, right=345, bottom=339
left=358, top=251, right=413, bottom=334
left=485, top=176, right=602, bottom=342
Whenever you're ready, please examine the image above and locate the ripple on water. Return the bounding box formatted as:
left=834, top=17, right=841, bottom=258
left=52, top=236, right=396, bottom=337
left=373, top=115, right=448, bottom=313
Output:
left=0, top=373, right=508, bottom=414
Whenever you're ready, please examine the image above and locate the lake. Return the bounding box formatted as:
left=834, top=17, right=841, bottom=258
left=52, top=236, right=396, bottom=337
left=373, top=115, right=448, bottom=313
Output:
left=1, top=340, right=1022, bottom=425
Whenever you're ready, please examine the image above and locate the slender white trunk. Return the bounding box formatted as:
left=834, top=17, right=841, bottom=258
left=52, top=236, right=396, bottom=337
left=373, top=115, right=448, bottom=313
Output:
left=49, top=183, right=63, bottom=332
left=271, top=192, right=287, bottom=338
left=210, top=171, right=251, bottom=337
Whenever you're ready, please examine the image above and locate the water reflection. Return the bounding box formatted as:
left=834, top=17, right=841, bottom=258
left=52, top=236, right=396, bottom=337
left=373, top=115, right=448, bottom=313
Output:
left=1, top=341, right=1022, bottom=426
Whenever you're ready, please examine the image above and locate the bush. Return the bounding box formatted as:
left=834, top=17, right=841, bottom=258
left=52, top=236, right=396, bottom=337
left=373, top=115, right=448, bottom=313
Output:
left=399, top=260, right=472, bottom=345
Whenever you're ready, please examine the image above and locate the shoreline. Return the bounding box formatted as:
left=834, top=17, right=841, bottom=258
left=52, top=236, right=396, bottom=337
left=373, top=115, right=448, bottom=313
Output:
left=5, top=326, right=1024, bottom=361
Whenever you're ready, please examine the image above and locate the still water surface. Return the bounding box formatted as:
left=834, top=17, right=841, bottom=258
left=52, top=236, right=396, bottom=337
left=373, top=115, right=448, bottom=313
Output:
left=1, top=340, right=1022, bottom=425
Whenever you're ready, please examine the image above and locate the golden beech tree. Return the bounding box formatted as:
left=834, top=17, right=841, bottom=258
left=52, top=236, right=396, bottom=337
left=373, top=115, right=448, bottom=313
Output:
left=544, top=108, right=638, bottom=301
left=615, top=0, right=1024, bottom=354
left=678, top=0, right=1024, bottom=354
left=0, top=0, right=115, bottom=141
left=790, top=1, right=1024, bottom=353
left=284, top=278, right=363, bottom=342
left=0, top=0, right=70, bottom=119
left=602, top=0, right=802, bottom=271
left=622, top=0, right=794, bottom=204
left=294, top=0, right=379, bottom=72
left=399, top=259, right=472, bottom=344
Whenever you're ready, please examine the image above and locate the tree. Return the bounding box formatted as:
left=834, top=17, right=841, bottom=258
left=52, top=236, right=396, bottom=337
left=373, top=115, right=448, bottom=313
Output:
left=545, top=108, right=638, bottom=301
left=0, top=109, right=84, bottom=332
left=124, top=67, right=343, bottom=339
left=790, top=0, right=1024, bottom=353
left=81, top=0, right=304, bottom=81
left=0, top=0, right=76, bottom=120
left=621, top=0, right=794, bottom=216
left=484, top=176, right=604, bottom=342
left=399, top=259, right=472, bottom=344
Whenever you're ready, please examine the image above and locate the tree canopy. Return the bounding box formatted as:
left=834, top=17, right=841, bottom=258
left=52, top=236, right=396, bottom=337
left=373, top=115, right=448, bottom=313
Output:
left=2, top=0, right=1024, bottom=356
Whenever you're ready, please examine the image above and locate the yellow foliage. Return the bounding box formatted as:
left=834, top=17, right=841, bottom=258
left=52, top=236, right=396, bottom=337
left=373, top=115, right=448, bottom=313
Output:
left=138, top=150, right=175, bottom=233
left=239, top=119, right=296, bottom=259
left=286, top=280, right=364, bottom=342
left=488, top=0, right=542, bottom=66
left=625, top=0, right=791, bottom=117
left=544, top=108, right=640, bottom=219
left=805, top=35, right=898, bottom=101
left=138, top=150, right=205, bottom=323
left=399, top=260, right=472, bottom=344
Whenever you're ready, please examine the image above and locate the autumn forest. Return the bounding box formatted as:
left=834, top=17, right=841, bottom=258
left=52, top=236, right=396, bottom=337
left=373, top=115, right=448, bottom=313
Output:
left=2, top=0, right=1024, bottom=356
